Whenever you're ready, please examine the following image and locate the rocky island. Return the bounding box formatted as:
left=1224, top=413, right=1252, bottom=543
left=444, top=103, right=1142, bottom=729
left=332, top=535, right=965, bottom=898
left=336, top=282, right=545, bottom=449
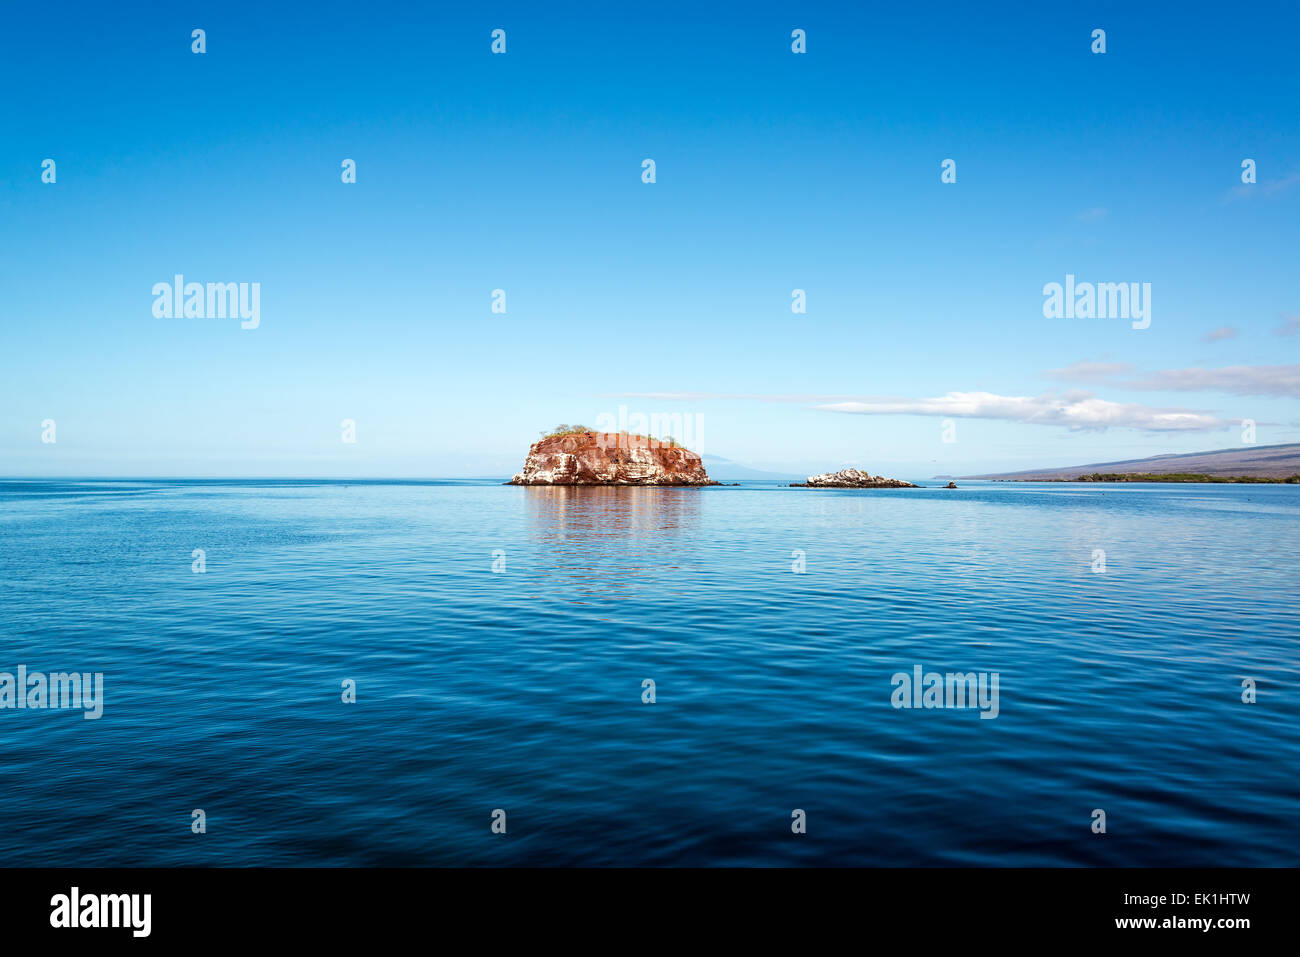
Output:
left=790, top=468, right=919, bottom=489
left=508, top=427, right=718, bottom=486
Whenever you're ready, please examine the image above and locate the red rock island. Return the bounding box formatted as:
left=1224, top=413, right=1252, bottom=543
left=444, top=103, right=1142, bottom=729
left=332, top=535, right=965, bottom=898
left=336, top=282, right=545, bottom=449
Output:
left=508, top=430, right=717, bottom=486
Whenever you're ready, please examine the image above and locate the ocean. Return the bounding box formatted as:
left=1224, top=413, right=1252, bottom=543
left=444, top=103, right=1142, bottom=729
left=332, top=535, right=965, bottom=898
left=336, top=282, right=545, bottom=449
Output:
left=1, top=479, right=1296, bottom=866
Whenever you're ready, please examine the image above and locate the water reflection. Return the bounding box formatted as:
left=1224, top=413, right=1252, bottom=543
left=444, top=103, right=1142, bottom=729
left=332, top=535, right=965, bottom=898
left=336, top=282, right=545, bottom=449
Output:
left=523, top=486, right=702, bottom=541
left=521, top=486, right=704, bottom=600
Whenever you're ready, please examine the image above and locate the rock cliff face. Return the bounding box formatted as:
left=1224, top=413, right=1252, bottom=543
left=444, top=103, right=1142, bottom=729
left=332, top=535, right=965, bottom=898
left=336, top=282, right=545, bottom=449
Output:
left=790, top=468, right=918, bottom=489
left=509, top=432, right=717, bottom=486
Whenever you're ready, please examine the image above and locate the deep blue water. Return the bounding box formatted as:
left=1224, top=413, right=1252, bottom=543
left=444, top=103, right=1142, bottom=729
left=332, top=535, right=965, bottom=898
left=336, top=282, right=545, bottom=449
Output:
left=0, top=479, right=1296, bottom=866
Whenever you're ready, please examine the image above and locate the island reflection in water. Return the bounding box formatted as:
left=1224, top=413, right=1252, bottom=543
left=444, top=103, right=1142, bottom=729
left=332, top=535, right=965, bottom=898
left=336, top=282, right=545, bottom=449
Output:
left=521, top=485, right=703, bottom=601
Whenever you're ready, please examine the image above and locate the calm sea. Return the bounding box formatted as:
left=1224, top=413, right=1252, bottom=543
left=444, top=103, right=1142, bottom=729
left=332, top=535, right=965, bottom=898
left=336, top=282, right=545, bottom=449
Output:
left=0, top=479, right=1296, bottom=866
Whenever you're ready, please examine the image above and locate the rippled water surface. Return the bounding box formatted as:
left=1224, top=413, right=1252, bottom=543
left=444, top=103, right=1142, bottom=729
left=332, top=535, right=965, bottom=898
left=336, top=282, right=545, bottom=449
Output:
left=1, top=479, right=1296, bottom=865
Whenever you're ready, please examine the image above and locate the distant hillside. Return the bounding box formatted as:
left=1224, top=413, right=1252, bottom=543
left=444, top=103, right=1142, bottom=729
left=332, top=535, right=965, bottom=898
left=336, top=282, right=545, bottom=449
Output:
left=961, top=443, right=1300, bottom=480
left=701, top=456, right=800, bottom=481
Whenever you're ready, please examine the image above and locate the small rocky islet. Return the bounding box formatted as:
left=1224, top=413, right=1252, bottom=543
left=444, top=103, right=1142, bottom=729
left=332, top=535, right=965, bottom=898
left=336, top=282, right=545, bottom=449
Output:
left=788, top=468, right=919, bottom=489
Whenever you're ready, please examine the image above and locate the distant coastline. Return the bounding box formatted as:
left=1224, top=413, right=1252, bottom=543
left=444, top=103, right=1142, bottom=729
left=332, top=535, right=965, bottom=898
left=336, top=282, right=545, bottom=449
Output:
left=959, top=442, right=1300, bottom=482
left=1008, top=472, right=1300, bottom=484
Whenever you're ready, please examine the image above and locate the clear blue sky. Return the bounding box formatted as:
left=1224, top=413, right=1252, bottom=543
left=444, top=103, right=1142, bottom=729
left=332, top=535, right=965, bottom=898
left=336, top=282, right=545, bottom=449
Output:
left=2, top=1, right=1297, bottom=477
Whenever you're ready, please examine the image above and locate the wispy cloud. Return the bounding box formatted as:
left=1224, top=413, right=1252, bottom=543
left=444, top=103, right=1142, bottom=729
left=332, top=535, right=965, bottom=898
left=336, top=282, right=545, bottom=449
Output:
left=1202, top=326, right=1237, bottom=342
left=614, top=391, right=845, bottom=403
left=620, top=385, right=1242, bottom=431
left=818, top=392, right=1227, bottom=432
left=1124, top=365, right=1300, bottom=397
left=1273, top=315, right=1300, bottom=337
left=1043, top=361, right=1300, bottom=398
left=1225, top=171, right=1300, bottom=202
left=1076, top=207, right=1108, bottom=222
left=1044, top=360, right=1133, bottom=382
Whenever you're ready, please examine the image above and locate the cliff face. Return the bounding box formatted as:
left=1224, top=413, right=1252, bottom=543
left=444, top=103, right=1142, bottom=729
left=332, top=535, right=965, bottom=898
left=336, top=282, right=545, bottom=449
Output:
left=509, top=432, right=716, bottom=486
left=791, top=468, right=918, bottom=489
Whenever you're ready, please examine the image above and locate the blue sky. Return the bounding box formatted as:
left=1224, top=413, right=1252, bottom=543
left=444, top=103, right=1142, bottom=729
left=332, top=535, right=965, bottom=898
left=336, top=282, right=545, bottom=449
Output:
left=2, top=1, right=1297, bottom=477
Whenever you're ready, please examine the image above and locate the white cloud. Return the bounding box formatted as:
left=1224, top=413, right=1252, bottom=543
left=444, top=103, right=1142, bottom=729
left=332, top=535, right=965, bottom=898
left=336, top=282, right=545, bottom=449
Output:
left=818, top=391, right=1227, bottom=432
left=620, top=385, right=1243, bottom=432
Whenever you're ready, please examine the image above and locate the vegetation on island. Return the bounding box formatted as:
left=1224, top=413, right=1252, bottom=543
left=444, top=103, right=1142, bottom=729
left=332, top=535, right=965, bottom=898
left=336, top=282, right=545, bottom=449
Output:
left=539, top=424, right=682, bottom=447
left=540, top=424, right=594, bottom=438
